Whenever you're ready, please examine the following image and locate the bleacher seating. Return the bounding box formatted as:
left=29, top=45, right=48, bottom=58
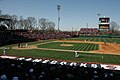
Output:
left=0, top=30, right=73, bottom=46
left=79, top=28, right=99, bottom=35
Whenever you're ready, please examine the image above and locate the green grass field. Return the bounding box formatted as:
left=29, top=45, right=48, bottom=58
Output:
left=37, top=42, right=99, bottom=51
left=68, top=37, right=120, bottom=44
left=0, top=37, right=120, bottom=65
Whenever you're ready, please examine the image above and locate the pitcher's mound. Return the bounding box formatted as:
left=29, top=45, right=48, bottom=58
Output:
left=60, top=44, right=73, bottom=46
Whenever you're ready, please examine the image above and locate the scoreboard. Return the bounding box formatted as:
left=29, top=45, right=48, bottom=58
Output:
left=99, top=17, right=110, bottom=29
left=99, top=17, right=110, bottom=23
left=99, top=24, right=109, bottom=29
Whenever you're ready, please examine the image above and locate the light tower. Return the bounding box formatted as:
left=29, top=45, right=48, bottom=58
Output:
left=57, top=5, right=60, bottom=31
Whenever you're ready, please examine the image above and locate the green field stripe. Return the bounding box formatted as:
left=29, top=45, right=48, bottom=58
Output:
left=106, top=38, right=113, bottom=43
left=75, top=43, right=85, bottom=50
left=88, top=44, right=95, bottom=51
left=80, top=43, right=88, bottom=51
left=93, top=38, right=97, bottom=42
left=90, top=38, right=95, bottom=41
left=75, top=43, right=86, bottom=51
left=82, top=43, right=92, bottom=51
left=74, top=37, right=120, bottom=43
left=93, top=44, right=97, bottom=50
left=95, top=38, right=98, bottom=42
left=108, top=38, right=114, bottom=43
left=92, top=38, right=96, bottom=41
left=79, top=38, right=86, bottom=41
left=115, top=38, right=120, bottom=44
left=95, top=44, right=99, bottom=50
left=69, top=43, right=80, bottom=50
left=81, top=37, right=88, bottom=41
left=98, top=38, right=102, bottom=42
left=74, top=43, right=83, bottom=50
left=101, top=38, right=105, bottom=42
left=111, top=38, right=117, bottom=43
left=86, top=37, right=91, bottom=41
left=84, top=43, right=91, bottom=51
left=79, top=43, right=89, bottom=51
left=105, top=38, right=114, bottom=43
left=98, top=38, right=101, bottom=42
left=89, top=44, right=95, bottom=51
left=92, top=44, right=97, bottom=50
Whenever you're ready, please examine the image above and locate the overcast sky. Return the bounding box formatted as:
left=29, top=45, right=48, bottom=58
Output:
left=0, top=0, right=120, bottom=31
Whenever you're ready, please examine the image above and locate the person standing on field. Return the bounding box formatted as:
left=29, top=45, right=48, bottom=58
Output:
left=3, top=47, right=7, bottom=55
left=75, top=51, right=79, bottom=58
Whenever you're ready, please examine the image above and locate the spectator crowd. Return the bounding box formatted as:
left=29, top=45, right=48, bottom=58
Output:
left=0, top=30, right=72, bottom=46
left=0, top=58, right=120, bottom=80
left=79, top=28, right=98, bottom=35
left=0, top=30, right=120, bottom=80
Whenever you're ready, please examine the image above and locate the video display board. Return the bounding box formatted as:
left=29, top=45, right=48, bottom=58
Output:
left=99, top=17, right=110, bottom=23
left=99, top=24, right=109, bottom=29
left=99, top=17, right=110, bottom=29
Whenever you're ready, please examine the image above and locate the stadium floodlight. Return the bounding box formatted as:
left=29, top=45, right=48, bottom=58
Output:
left=97, top=14, right=101, bottom=17
left=57, top=5, right=61, bottom=31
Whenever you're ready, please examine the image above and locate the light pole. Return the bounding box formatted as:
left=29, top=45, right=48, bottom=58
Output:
left=57, top=5, right=60, bottom=31
left=97, top=14, right=101, bottom=34
left=0, top=9, right=2, bottom=15
left=97, top=13, right=101, bottom=26
left=97, top=14, right=101, bottom=17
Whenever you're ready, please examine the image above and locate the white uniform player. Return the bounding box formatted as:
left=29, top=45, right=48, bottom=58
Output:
left=25, top=43, right=28, bottom=47
left=3, top=47, right=7, bottom=55
left=75, top=51, right=79, bottom=58
left=3, top=47, right=9, bottom=55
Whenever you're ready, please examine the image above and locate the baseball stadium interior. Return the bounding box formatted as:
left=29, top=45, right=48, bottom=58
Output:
left=0, top=10, right=120, bottom=80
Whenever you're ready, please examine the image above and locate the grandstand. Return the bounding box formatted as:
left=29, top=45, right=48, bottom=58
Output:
left=0, top=28, right=120, bottom=79
left=79, top=28, right=99, bottom=35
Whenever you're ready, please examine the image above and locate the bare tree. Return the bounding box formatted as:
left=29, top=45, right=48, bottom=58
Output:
left=2, top=14, right=12, bottom=19
left=11, top=15, right=18, bottom=29
left=18, top=16, right=24, bottom=29
left=38, top=18, right=48, bottom=32
left=23, top=19, right=29, bottom=29
left=27, top=17, right=36, bottom=30
left=0, top=14, right=13, bottom=29
left=47, top=21, right=55, bottom=32
left=110, top=21, right=120, bottom=34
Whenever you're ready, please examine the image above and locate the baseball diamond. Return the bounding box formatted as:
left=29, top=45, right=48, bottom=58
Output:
left=0, top=1, right=120, bottom=79
left=1, top=38, right=120, bottom=65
